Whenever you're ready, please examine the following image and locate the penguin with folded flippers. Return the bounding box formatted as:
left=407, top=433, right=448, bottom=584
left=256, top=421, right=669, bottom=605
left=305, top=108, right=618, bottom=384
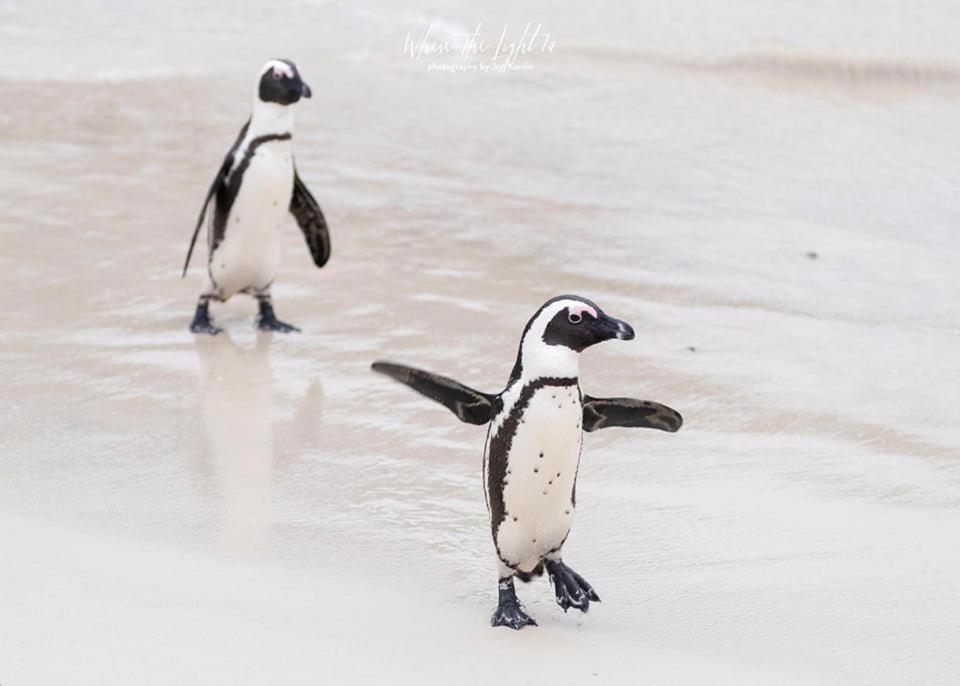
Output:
left=183, top=59, right=330, bottom=335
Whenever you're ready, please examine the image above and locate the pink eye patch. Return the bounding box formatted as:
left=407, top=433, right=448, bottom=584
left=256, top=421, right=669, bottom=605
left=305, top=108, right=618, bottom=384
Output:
left=568, top=304, right=597, bottom=320
left=270, top=62, right=295, bottom=79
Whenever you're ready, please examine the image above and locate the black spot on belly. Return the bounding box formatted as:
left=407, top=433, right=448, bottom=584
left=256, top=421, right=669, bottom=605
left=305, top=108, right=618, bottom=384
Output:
left=487, top=377, right=578, bottom=545
left=533, top=467, right=539, bottom=473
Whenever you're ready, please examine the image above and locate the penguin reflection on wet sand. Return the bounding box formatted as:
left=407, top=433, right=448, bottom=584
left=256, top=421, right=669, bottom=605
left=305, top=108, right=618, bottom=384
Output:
left=194, top=333, right=274, bottom=551
left=372, top=295, right=683, bottom=630
left=182, top=59, right=331, bottom=335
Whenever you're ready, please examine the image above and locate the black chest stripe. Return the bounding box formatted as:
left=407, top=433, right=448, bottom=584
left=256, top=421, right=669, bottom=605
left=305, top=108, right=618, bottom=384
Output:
left=487, top=377, right=578, bottom=550
left=211, top=132, right=292, bottom=254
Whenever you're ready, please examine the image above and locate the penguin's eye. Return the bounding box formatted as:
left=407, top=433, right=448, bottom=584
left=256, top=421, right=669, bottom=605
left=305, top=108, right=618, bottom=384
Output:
left=272, top=71, right=282, bottom=80
left=568, top=312, right=583, bottom=324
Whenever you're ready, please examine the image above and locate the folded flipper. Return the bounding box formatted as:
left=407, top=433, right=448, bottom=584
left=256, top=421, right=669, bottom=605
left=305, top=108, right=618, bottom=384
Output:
left=289, top=167, right=331, bottom=268
left=182, top=156, right=230, bottom=278
left=371, top=361, right=500, bottom=425
left=182, top=121, right=249, bottom=278
left=582, top=395, right=682, bottom=433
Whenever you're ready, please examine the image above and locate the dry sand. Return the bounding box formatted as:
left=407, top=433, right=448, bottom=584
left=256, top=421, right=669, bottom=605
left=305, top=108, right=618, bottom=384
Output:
left=1, top=2, right=959, bottom=684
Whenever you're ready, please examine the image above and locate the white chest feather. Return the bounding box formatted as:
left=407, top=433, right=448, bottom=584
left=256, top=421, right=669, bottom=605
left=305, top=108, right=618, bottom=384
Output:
left=488, top=384, right=582, bottom=571
left=233, top=142, right=294, bottom=212
left=208, top=142, right=293, bottom=296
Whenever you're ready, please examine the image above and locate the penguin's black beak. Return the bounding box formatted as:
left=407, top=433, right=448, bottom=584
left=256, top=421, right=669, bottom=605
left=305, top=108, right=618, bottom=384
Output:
left=301, top=82, right=312, bottom=99
left=593, top=312, right=635, bottom=342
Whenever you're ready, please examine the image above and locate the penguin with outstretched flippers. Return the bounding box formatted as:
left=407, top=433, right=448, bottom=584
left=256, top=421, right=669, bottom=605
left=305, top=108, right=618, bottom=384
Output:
left=372, top=295, right=682, bottom=629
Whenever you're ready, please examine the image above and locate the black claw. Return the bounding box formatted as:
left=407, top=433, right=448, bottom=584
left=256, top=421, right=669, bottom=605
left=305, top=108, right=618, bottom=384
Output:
left=550, top=573, right=573, bottom=611
left=569, top=567, right=601, bottom=603
left=546, top=559, right=598, bottom=614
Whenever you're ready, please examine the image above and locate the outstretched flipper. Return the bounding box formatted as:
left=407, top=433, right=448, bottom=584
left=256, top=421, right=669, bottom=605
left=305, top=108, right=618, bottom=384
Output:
left=371, top=361, right=500, bottom=425
left=582, top=395, right=682, bottom=433
left=289, top=168, right=331, bottom=268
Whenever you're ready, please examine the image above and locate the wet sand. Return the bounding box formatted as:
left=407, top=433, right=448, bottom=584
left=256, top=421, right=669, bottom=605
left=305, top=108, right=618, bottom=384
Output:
left=2, top=2, right=960, bottom=684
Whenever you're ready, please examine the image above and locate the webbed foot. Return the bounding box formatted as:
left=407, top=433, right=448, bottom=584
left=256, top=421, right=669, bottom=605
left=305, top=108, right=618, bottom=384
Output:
left=256, top=298, right=300, bottom=333
left=491, top=578, right=538, bottom=630
left=545, top=559, right=600, bottom=613
left=256, top=315, right=300, bottom=333
left=189, top=299, right=222, bottom=335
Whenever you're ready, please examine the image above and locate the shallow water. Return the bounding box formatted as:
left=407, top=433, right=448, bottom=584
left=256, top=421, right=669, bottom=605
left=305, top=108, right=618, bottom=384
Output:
left=1, top=1, right=959, bottom=684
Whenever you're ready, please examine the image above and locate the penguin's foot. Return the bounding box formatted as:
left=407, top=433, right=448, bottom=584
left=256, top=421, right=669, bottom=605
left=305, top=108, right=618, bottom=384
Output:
left=491, top=599, right=538, bottom=630
left=257, top=315, right=300, bottom=333
left=491, top=578, right=538, bottom=630
left=191, top=321, right=223, bottom=335
left=189, top=301, right=222, bottom=335
left=545, top=559, right=600, bottom=613
left=256, top=300, right=300, bottom=333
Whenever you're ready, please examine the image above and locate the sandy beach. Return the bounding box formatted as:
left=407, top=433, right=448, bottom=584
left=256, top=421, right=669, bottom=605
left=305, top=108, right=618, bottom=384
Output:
left=1, top=1, right=959, bottom=683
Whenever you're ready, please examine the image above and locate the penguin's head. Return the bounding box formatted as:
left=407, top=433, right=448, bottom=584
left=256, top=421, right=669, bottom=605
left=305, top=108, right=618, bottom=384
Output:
left=257, top=59, right=312, bottom=106
left=512, top=295, right=635, bottom=380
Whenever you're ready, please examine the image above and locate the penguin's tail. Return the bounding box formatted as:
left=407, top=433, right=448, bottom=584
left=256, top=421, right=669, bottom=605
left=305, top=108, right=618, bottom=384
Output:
left=515, top=563, right=545, bottom=583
